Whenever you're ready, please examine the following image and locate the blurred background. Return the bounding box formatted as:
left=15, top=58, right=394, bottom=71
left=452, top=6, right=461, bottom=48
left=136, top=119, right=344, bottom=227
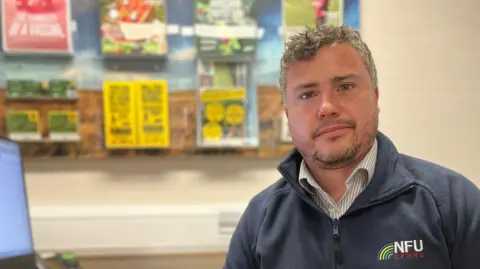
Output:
left=0, top=0, right=478, bottom=268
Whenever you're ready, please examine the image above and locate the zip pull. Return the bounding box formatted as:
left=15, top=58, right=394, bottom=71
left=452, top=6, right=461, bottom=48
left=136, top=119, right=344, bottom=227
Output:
left=332, top=218, right=343, bottom=265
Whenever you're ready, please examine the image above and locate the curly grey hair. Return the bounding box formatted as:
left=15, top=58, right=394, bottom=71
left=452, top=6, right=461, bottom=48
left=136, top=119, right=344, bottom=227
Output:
left=279, top=24, right=378, bottom=103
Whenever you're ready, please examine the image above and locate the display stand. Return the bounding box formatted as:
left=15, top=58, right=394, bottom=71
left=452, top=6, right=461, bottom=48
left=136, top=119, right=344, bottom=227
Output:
left=98, top=0, right=175, bottom=158
left=196, top=59, right=254, bottom=149
left=3, top=78, right=80, bottom=157
left=0, top=0, right=80, bottom=158
left=194, top=0, right=260, bottom=151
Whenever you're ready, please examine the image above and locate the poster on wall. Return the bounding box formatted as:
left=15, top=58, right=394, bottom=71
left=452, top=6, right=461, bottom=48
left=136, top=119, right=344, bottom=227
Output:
left=194, top=0, right=259, bottom=58
left=6, top=79, right=77, bottom=99
left=6, top=80, right=44, bottom=98
left=6, top=110, right=42, bottom=141
left=136, top=80, right=170, bottom=148
left=1, top=0, right=73, bottom=54
left=197, top=88, right=247, bottom=147
left=103, top=81, right=138, bottom=148
left=48, top=79, right=77, bottom=98
left=100, top=0, right=168, bottom=57
left=47, top=110, right=80, bottom=141
left=283, top=0, right=344, bottom=39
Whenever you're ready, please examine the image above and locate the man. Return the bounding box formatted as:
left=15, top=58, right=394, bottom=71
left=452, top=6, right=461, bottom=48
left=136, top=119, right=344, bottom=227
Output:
left=223, top=25, right=480, bottom=268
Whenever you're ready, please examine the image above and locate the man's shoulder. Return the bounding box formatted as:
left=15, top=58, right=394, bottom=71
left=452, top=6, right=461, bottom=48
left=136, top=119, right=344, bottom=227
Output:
left=248, top=177, right=292, bottom=211
left=399, top=153, right=470, bottom=183
left=398, top=153, right=478, bottom=203
left=241, top=177, right=294, bottom=227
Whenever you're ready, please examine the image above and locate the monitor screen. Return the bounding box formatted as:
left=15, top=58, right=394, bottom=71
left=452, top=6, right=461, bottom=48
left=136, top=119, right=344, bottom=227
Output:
left=0, top=139, right=34, bottom=260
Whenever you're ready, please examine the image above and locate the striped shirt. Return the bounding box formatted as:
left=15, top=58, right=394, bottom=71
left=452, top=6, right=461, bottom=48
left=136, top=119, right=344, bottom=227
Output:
left=299, top=139, right=378, bottom=219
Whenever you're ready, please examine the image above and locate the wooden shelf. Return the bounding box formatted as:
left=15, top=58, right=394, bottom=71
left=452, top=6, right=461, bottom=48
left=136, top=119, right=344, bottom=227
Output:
left=0, top=86, right=296, bottom=159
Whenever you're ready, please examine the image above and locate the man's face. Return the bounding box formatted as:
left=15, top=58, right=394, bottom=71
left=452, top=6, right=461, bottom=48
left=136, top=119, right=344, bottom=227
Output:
left=284, top=42, right=379, bottom=169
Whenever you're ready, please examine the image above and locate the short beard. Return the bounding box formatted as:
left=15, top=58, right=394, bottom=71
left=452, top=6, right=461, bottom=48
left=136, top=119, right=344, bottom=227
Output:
left=313, top=141, right=360, bottom=170
left=311, top=108, right=379, bottom=170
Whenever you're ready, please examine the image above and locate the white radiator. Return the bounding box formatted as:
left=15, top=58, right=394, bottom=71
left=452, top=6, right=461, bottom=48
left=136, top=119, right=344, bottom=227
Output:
left=30, top=204, right=246, bottom=257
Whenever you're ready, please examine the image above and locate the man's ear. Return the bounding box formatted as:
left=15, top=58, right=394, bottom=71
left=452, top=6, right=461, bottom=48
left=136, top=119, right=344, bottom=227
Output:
left=374, top=87, right=380, bottom=113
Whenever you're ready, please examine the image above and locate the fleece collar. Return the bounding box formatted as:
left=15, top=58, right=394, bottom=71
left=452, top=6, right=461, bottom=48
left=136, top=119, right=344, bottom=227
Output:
left=277, top=131, right=415, bottom=209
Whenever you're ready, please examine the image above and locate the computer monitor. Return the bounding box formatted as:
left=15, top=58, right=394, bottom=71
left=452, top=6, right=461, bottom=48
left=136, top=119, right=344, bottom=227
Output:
left=0, top=138, right=37, bottom=269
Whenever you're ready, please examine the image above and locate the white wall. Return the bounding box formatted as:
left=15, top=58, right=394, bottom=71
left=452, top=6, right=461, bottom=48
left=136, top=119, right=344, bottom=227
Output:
left=362, top=0, right=480, bottom=180
left=27, top=0, right=480, bottom=255
left=25, top=157, right=280, bottom=206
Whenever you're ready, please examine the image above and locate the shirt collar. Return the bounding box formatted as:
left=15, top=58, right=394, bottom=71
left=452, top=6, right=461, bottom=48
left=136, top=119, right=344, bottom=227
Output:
left=299, top=139, right=378, bottom=193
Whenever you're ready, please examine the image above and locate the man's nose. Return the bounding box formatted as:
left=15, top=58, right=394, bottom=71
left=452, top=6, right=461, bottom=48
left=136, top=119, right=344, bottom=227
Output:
left=317, top=94, right=340, bottom=119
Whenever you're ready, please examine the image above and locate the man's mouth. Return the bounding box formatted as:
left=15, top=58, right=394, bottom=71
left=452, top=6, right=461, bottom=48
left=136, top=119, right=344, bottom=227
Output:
left=316, top=125, right=351, bottom=137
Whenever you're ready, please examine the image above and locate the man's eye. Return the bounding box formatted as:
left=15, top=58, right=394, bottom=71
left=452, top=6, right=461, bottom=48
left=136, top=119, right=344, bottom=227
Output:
left=300, top=92, right=315, bottom=99
left=339, top=84, right=354, bottom=91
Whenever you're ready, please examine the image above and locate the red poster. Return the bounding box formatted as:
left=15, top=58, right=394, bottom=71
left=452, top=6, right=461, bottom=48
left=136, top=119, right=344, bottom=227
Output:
left=1, top=0, right=73, bottom=54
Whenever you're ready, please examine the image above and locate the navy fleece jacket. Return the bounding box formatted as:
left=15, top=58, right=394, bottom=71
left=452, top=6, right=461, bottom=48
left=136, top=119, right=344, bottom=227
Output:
left=224, top=132, right=480, bottom=269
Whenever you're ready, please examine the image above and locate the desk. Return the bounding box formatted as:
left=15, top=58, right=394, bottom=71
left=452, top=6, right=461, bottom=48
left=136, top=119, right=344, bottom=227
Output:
left=76, top=253, right=225, bottom=269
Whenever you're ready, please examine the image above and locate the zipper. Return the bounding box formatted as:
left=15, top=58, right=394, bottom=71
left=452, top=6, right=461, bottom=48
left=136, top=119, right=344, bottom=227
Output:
left=332, top=218, right=343, bottom=266
left=328, top=185, right=414, bottom=267
left=278, top=166, right=416, bottom=267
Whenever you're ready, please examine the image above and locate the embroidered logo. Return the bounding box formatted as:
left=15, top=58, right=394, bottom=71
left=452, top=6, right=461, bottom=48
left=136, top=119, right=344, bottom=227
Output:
left=377, top=240, right=424, bottom=261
